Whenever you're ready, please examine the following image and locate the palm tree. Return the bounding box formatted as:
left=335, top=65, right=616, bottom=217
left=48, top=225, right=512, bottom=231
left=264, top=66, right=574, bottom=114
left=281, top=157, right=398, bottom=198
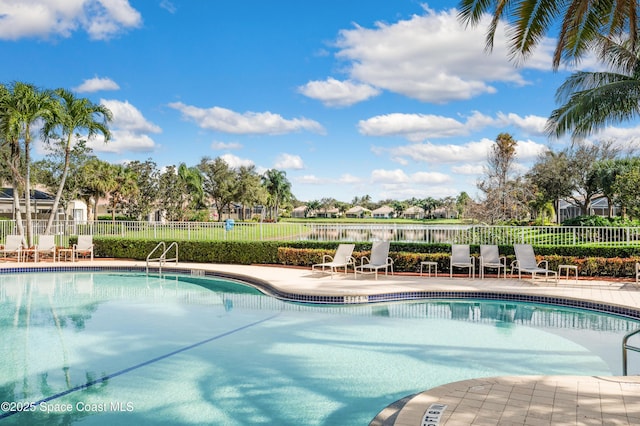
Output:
left=458, top=0, right=639, bottom=69
left=178, top=163, right=206, bottom=213
left=107, top=164, right=139, bottom=222
left=261, top=169, right=292, bottom=221
left=546, top=34, right=640, bottom=140
left=77, top=158, right=116, bottom=222
left=42, top=89, right=112, bottom=233
left=0, top=82, right=55, bottom=245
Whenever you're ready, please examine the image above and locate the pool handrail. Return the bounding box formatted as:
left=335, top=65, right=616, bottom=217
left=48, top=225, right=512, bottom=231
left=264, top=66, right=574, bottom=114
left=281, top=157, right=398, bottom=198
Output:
left=622, top=327, right=640, bottom=375
left=146, top=241, right=179, bottom=274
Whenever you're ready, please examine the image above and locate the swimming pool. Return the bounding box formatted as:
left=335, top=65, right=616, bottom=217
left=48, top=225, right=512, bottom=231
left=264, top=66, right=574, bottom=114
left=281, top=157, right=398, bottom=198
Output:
left=1, top=271, right=639, bottom=425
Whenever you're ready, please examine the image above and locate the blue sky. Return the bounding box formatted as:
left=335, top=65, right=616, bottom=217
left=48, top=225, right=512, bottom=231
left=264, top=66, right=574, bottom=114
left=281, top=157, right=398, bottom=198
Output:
left=1, top=1, right=638, bottom=203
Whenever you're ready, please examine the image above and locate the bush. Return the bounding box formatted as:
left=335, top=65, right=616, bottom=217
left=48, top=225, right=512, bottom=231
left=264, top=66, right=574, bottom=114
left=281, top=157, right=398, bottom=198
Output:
left=562, top=215, right=640, bottom=227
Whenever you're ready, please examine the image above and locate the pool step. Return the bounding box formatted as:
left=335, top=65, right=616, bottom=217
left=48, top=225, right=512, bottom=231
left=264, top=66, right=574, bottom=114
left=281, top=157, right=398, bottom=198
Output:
left=369, top=394, right=415, bottom=426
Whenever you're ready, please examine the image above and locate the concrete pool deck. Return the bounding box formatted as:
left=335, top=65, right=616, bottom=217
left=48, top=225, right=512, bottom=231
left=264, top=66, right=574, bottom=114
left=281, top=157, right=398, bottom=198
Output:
left=2, top=259, right=640, bottom=425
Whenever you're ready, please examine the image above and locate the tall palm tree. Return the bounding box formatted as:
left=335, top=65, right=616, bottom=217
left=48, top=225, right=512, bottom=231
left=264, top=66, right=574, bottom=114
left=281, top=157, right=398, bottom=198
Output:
left=545, top=34, right=640, bottom=140
left=42, top=89, right=112, bottom=233
left=458, top=0, right=639, bottom=69
left=261, top=169, right=292, bottom=221
left=0, top=84, right=26, bottom=237
left=0, top=82, right=55, bottom=245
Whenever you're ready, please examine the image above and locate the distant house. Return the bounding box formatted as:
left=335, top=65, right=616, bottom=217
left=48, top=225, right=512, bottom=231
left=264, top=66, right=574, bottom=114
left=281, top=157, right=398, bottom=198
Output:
left=292, top=205, right=307, bottom=218
left=558, top=197, right=620, bottom=222
left=372, top=205, right=394, bottom=219
left=0, top=187, right=56, bottom=220
left=345, top=205, right=371, bottom=218
left=316, top=207, right=340, bottom=218
left=402, top=206, right=425, bottom=219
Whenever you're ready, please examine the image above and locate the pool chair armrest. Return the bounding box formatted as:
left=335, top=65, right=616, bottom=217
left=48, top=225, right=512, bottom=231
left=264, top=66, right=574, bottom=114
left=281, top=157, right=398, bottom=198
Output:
left=359, top=256, right=370, bottom=266
left=321, top=254, right=335, bottom=263
left=537, top=259, right=549, bottom=269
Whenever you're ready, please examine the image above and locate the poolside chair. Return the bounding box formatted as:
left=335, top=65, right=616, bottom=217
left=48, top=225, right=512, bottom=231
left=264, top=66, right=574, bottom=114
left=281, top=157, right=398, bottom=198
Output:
left=73, top=235, right=94, bottom=261
left=355, top=241, right=393, bottom=280
left=636, top=262, right=640, bottom=286
left=479, top=245, right=506, bottom=279
left=450, top=244, right=475, bottom=278
left=511, top=244, right=558, bottom=284
left=35, top=235, right=57, bottom=262
left=312, top=243, right=355, bottom=278
left=1, top=235, right=24, bottom=262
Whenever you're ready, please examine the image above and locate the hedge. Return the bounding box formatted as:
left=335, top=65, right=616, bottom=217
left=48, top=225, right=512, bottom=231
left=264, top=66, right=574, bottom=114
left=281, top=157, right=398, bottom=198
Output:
left=88, top=238, right=640, bottom=278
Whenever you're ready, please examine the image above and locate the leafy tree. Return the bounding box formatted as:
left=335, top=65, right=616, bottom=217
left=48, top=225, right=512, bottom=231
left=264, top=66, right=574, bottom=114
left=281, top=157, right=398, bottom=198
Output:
left=612, top=160, right=640, bottom=219
left=391, top=200, right=407, bottom=218
left=455, top=192, right=472, bottom=219
left=157, top=165, right=186, bottom=221
left=42, top=89, right=112, bottom=233
left=458, top=0, right=639, bottom=69
left=31, top=140, right=94, bottom=219
left=198, top=157, right=236, bottom=220
left=476, top=133, right=525, bottom=223
left=546, top=34, right=640, bottom=140
left=527, top=150, right=572, bottom=223
left=125, top=159, right=159, bottom=220
left=235, top=165, right=266, bottom=220
left=261, top=169, right=292, bottom=221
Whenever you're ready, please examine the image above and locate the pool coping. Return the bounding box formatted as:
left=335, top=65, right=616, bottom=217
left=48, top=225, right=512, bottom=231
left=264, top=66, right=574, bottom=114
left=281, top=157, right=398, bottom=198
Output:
left=2, top=260, right=640, bottom=426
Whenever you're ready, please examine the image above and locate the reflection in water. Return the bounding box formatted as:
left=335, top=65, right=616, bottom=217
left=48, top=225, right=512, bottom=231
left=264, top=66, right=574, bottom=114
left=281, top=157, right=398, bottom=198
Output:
left=0, top=272, right=639, bottom=425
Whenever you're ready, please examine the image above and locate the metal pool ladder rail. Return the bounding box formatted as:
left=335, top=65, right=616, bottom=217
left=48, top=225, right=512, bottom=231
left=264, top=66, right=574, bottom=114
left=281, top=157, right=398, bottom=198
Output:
left=146, top=241, right=179, bottom=274
left=622, top=328, right=640, bottom=375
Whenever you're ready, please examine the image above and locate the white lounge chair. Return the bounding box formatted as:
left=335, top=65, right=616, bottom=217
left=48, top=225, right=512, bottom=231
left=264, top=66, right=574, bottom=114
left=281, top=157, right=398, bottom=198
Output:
left=511, top=244, right=558, bottom=284
left=450, top=244, right=475, bottom=278
left=73, top=235, right=94, bottom=261
left=479, top=245, right=506, bottom=279
left=312, top=244, right=355, bottom=277
left=35, top=235, right=57, bottom=262
left=1, top=235, right=24, bottom=262
left=355, top=241, right=393, bottom=280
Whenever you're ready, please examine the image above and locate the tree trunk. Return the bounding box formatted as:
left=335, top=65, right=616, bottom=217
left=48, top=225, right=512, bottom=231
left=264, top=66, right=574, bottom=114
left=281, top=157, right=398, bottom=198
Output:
left=45, top=141, right=72, bottom=234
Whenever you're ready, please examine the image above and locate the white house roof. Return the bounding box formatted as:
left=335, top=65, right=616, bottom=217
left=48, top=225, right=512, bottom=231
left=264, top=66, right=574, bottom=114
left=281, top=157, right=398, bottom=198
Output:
left=372, top=205, right=394, bottom=214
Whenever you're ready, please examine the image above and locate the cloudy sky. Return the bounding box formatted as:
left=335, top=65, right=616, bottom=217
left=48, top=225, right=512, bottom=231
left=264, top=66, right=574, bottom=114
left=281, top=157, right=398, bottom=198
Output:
left=1, top=0, right=638, bottom=203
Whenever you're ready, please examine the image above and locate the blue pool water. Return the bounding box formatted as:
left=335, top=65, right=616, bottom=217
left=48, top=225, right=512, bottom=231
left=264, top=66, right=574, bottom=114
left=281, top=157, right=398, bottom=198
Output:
left=0, top=271, right=639, bottom=425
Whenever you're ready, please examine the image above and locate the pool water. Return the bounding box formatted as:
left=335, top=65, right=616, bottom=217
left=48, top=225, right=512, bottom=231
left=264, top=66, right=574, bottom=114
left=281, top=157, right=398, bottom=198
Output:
left=0, top=272, right=639, bottom=425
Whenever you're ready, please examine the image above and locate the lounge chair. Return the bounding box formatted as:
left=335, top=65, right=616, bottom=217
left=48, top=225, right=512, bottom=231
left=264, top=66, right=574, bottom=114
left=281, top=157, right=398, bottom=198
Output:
left=511, top=244, right=558, bottom=284
left=312, top=243, right=355, bottom=277
left=636, top=262, right=640, bottom=286
left=450, top=244, right=475, bottom=278
left=355, top=241, right=393, bottom=280
left=73, top=235, right=94, bottom=261
left=35, top=235, right=57, bottom=262
left=479, top=245, right=506, bottom=279
left=1, top=235, right=24, bottom=262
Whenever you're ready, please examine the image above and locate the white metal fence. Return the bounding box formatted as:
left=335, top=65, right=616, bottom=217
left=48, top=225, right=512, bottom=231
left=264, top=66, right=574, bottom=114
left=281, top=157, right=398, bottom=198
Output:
left=2, top=220, right=640, bottom=246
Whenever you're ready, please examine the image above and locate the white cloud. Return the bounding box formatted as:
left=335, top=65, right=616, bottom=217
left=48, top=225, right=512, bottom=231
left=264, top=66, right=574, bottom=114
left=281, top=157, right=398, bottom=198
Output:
left=359, top=111, right=549, bottom=142
left=168, top=102, right=325, bottom=135
left=73, top=76, right=120, bottom=93
left=496, top=112, right=548, bottom=136
left=86, top=99, right=160, bottom=153
left=159, top=0, right=176, bottom=14
left=220, top=153, right=254, bottom=169
left=297, top=175, right=325, bottom=184
left=0, top=0, right=142, bottom=41
left=339, top=174, right=362, bottom=184
left=210, top=141, right=242, bottom=150
left=274, top=153, right=304, bottom=170
left=371, top=168, right=409, bottom=183
left=333, top=6, right=550, bottom=104
left=375, top=137, right=547, bottom=164
left=451, top=164, right=484, bottom=175
left=298, top=78, right=381, bottom=107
